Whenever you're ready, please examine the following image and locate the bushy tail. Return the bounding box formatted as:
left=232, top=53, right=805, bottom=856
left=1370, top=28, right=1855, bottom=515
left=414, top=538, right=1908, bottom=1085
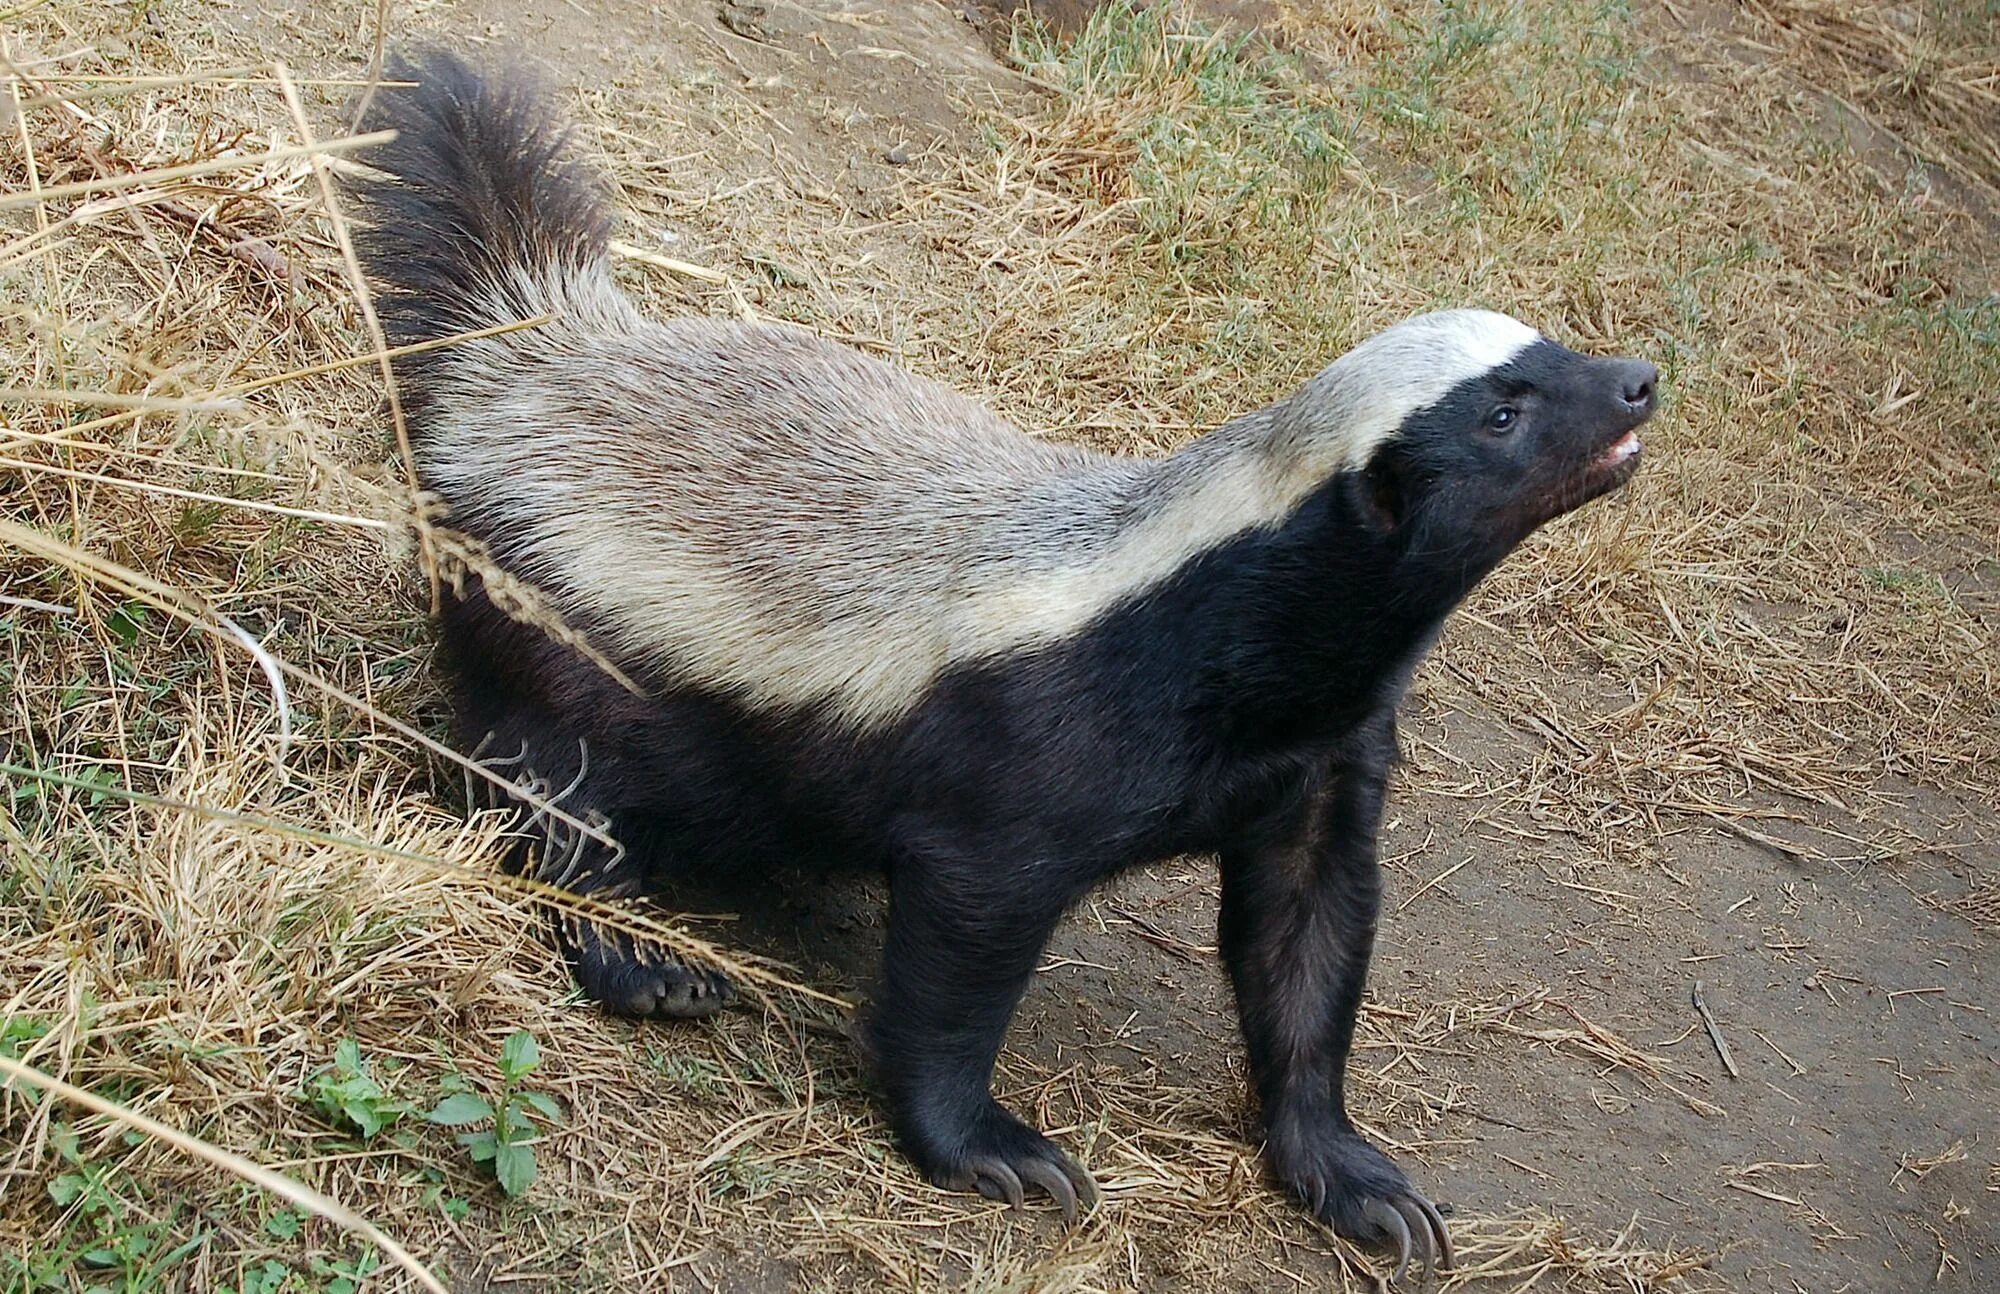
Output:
left=348, top=49, right=613, bottom=387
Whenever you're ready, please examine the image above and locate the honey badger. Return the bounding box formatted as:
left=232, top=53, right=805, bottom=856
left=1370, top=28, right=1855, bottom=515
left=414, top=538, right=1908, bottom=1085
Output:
left=351, top=49, right=1656, bottom=1278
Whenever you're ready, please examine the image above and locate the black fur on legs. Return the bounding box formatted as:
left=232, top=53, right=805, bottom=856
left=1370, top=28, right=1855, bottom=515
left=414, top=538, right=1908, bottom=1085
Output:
left=1219, top=709, right=1454, bottom=1275
left=564, top=916, right=736, bottom=1021
left=445, top=573, right=739, bottom=1021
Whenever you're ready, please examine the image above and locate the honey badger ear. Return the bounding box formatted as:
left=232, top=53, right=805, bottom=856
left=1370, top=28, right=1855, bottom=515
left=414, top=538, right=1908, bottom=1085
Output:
left=1354, top=452, right=1407, bottom=534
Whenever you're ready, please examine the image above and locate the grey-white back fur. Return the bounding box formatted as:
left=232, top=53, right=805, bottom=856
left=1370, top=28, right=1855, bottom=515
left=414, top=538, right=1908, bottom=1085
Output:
left=420, top=263, right=1539, bottom=729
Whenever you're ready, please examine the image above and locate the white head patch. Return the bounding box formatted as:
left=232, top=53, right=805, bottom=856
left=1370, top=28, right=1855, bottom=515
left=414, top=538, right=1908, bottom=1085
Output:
left=1275, top=309, right=1542, bottom=474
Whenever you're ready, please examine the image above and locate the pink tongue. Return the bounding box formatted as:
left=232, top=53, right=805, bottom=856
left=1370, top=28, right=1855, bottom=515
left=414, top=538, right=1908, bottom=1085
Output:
left=1598, top=430, right=1642, bottom=465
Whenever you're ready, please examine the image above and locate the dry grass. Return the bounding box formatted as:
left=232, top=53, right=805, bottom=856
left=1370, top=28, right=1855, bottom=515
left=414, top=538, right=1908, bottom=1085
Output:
left=3, top=0, right=1995, bottom=1290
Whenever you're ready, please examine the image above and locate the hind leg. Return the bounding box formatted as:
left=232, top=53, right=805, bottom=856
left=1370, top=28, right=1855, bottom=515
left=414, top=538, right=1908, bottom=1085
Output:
left=468, top=711, right=737, bottom=1021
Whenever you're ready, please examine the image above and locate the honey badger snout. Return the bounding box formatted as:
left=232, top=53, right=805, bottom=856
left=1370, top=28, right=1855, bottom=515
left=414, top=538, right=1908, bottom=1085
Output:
left=1560, top=354, right=1656, bottom=516
left=1609, top=357, right=1658, bottom=420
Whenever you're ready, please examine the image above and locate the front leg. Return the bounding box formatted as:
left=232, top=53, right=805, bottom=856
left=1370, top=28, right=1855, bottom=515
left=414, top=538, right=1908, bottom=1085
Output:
left=1218, top=713, right=1454, bottom=1278
left=867, top=837, right=1099, bottom=1222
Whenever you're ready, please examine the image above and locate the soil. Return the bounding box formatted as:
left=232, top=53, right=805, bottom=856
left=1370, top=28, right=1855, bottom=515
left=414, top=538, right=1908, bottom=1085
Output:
left=208, top=0, right=1997, bottom=1288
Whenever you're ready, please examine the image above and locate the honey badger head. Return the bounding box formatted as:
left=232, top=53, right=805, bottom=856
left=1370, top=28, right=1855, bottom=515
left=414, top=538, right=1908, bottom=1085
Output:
left=1274, top=309, right=1655, bottom=574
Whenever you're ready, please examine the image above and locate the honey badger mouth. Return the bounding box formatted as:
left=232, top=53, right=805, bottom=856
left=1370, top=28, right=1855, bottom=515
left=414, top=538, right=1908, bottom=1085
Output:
left=1531, top=399, right=1653, bottom=529
left=1586, top=426, right=1645, bottom=496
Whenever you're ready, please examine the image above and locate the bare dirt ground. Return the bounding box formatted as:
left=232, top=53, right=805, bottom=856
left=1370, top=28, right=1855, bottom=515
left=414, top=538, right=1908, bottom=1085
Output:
left=3, top=1, right=1995, bottom=1292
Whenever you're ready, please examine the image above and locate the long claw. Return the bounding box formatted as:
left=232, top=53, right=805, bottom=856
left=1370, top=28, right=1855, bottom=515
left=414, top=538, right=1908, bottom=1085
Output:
left=1067, top=1161, right=1100, bottom=1213
left=1363, top=1198, right=1415, bottom=1283
left=1019, top=1158, right=1080, bottom=1224
left=1393, top=1198, right=1435, bottom=1274
left=971, top=1157, right=1026, bottom=1210
left=1410, top=1194, right=1454, bottom=1272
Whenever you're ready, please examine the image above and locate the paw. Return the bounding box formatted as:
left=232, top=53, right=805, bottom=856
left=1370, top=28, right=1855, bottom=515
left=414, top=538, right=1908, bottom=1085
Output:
left=1272, top=1128, right=1453, bottom=1282
left=568, top=923, right=736, bottom=1020
left=910, top=1100, right=1099, bottom=1224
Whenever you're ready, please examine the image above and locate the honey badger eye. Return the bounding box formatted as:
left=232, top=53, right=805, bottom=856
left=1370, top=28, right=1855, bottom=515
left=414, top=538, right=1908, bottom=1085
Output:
left=1487, top=405, right=1519, bottom=432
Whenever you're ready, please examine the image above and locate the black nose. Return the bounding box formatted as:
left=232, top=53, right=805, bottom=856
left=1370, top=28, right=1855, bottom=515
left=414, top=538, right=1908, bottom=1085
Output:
left=1613, top=358, right=1658, bottom=415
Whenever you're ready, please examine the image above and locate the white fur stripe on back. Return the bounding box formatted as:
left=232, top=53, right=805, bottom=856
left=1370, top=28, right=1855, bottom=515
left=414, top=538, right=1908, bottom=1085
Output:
left=422, top=297, right=1539, bottom=730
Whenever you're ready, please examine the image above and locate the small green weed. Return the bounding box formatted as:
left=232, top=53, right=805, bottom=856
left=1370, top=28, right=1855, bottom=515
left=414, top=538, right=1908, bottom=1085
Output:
left=7, top=1124, right=207, bottom=1292
left=304, top=1038, right=411, bottom=1141
left=307, top=1250, right=381, bottom=1294
left=646, top=1047, right=728, bottom=1099
left=219, top=1258, right=295, bottom=1294
left=426, top=1031, right=564, bottom=1198
left=699, top=1147, right=794, bottom=1204
left=1861, top=566, right=1958, bottom=611
left=214, top=1249, right=380, bottom=1294
left=102, top=602, right=150, bottom=649
left=1, top=1013, right=54, bottom=1062
left=413, top=1162, right=475, bottom=1221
